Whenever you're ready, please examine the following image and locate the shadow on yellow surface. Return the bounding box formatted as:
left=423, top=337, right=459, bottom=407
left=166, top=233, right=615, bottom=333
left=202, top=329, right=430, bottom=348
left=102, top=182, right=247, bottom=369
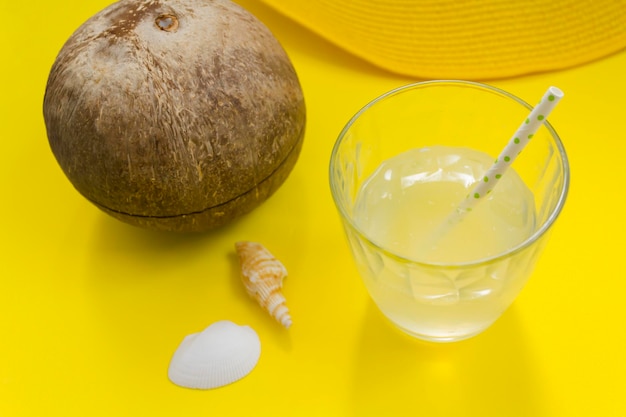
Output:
left=350, top=302, right=542, bottom=416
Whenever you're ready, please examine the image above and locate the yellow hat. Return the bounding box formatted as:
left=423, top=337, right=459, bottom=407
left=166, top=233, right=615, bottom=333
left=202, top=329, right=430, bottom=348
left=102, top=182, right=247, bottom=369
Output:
left=258, top=0, right=626, bottom=79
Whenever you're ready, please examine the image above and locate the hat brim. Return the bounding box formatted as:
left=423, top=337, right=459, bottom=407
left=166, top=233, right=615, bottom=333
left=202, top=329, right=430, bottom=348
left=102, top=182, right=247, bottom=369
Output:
left=259, top=0, right=626, bottom=79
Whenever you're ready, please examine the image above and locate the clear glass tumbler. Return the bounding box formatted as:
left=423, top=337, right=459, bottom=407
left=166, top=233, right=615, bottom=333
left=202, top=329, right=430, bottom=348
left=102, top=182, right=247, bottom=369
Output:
left=329, top=81, right=569, bottom=342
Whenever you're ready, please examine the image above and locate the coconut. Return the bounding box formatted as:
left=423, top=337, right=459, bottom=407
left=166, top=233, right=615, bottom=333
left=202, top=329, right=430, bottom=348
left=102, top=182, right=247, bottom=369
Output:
left=43, top=0, right=305, bottom=232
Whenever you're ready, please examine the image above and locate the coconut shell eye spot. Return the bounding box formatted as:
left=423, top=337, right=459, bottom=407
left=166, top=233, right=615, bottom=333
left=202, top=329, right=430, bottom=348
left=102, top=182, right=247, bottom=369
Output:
left=155, top=14, right=179, bottom=32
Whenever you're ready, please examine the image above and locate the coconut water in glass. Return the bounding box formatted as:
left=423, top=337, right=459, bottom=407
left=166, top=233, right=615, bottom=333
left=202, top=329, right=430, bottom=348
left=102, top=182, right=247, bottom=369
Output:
left=329, top=81, right=569, bottom=342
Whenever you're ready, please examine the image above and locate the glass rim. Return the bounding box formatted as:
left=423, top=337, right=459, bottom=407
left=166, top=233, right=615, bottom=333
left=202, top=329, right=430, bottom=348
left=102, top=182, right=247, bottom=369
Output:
left=328, top=79, right=570, bottom=268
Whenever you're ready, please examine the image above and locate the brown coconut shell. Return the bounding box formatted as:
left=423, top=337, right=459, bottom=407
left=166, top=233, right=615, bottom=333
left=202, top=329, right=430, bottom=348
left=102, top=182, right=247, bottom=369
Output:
left=43, top=0, right=306, bottom=232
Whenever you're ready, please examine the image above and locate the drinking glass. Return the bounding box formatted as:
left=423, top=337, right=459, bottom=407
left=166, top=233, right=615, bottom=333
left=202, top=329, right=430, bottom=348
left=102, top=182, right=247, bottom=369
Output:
left=329, top=80, right=569, bottom=342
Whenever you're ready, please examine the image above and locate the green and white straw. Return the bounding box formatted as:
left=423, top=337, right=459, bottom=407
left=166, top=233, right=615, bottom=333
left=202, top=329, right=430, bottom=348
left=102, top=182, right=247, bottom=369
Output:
left=455, top=86, right=564, bottom=217
left=420, top=86, right=564, bottom=256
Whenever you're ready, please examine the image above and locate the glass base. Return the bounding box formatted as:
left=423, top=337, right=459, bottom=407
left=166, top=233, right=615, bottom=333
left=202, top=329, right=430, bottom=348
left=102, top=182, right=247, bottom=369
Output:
left=390, top=319, right=492, bottom=343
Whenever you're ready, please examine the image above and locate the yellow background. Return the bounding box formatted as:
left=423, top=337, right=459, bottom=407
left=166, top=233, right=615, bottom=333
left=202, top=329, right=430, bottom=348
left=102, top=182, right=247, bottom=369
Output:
left=1, top=0, right=625, bottom=416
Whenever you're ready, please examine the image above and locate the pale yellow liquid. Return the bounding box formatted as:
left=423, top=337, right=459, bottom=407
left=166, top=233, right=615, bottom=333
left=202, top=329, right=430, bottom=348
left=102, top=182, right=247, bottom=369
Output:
left=352, top=146, right=536, bottom=341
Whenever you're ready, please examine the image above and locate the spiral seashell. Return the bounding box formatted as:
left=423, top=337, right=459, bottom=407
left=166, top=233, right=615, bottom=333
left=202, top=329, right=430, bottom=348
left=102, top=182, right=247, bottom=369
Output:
left=235, top=241, right=292, bottom=328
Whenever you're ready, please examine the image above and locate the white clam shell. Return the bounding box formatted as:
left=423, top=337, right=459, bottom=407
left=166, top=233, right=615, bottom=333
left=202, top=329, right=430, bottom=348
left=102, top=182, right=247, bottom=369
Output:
left=167, top=320, right=261, bottom=389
